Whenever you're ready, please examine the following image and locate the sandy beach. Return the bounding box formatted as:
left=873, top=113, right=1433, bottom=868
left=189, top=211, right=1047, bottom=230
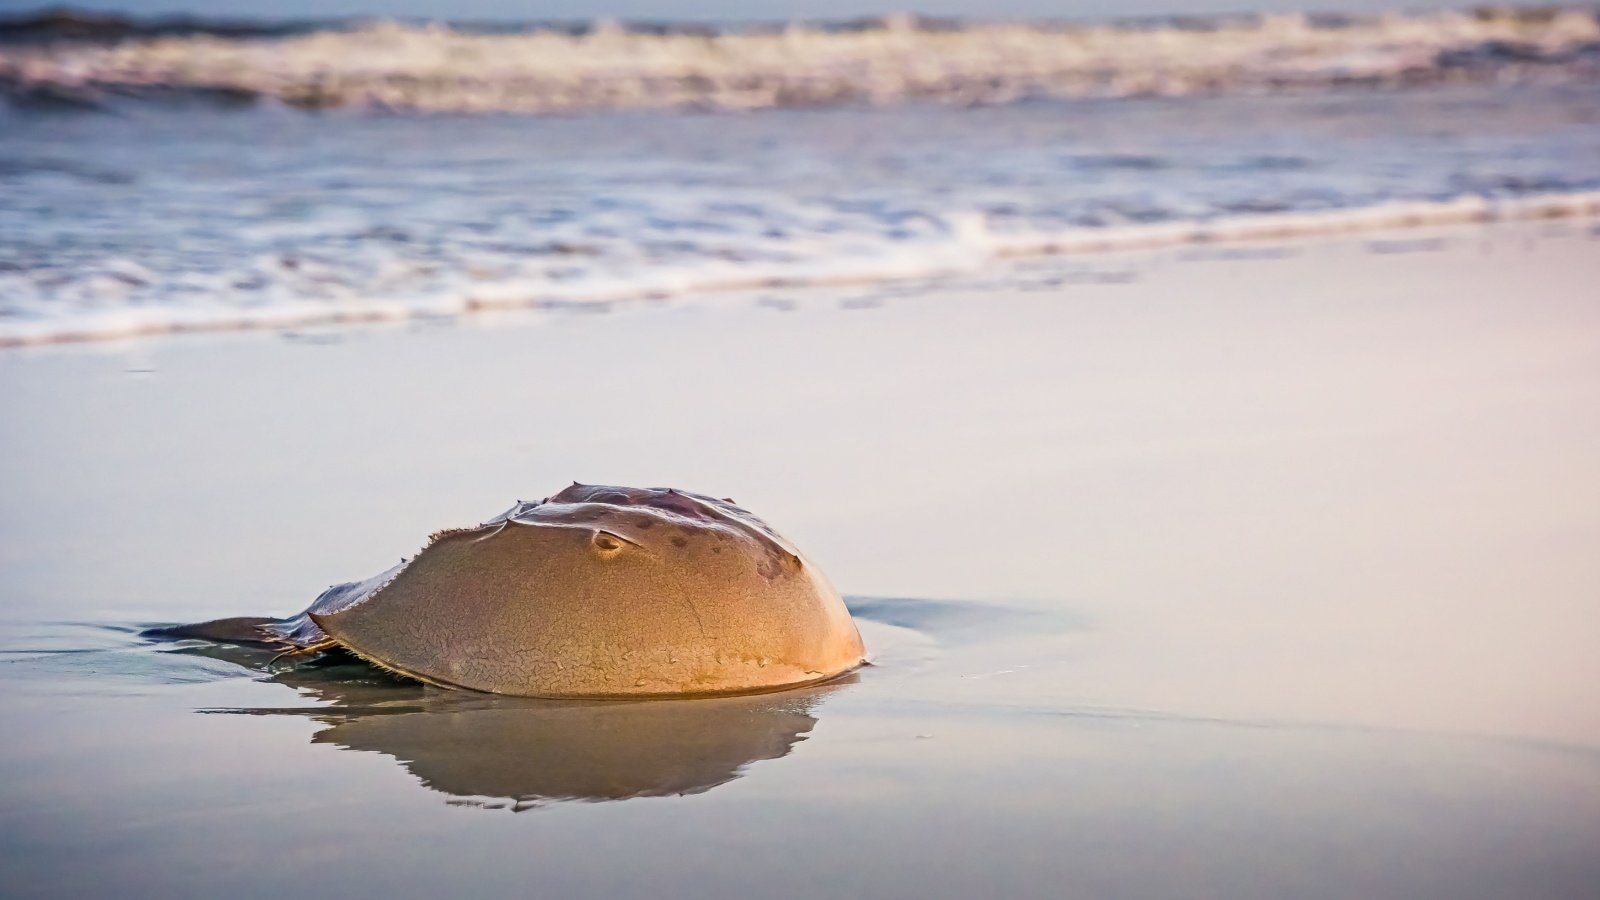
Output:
left=2, top=219, right=1597, bottom=898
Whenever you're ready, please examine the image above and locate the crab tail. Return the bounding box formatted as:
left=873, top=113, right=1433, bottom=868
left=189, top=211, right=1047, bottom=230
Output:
left=141, top=616, right=281, bottom=646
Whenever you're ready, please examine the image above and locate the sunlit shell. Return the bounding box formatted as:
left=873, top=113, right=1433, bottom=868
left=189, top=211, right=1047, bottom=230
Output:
left=256, top=484, right=865, bottom=697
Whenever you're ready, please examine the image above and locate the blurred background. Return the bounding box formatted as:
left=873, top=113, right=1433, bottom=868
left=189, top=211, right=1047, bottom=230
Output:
left=2, top=3, right=1598, bottom=346
left=8, top=0, right=1576, bottom=20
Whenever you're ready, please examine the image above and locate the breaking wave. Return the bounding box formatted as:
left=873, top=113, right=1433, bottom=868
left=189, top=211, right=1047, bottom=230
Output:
left=2, top=6, right=1599, bottom=114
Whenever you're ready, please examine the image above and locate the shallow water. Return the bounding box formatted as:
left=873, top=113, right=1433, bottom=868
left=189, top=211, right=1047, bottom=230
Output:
left=1, top=224, right=1597, bottom=898
left=3, top=606, right=1597, bottom=899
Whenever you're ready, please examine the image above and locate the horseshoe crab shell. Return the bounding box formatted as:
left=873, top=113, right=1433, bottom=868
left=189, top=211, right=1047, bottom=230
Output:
left=165, top=484, right=866, bottom=698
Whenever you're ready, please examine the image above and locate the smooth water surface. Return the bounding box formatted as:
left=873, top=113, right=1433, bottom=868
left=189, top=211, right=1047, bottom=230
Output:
left=2, top=225, right=1598, bottom=898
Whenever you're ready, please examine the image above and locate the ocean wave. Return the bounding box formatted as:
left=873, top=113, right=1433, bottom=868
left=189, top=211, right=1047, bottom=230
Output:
left=3, top=190, right=1596, bottom=349
left=2, top=7, right=1598, bottom=114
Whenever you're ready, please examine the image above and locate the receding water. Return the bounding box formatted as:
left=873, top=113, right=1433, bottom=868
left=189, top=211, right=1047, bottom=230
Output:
left=3, top=83, right=1599, bottom=343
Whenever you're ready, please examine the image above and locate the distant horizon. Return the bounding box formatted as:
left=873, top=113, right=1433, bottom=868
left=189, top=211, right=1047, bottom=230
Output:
left=0, top=0, right=1576, bottom=26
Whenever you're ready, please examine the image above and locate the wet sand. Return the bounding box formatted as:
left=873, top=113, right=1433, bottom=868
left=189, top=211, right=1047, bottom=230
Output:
left=1, top=220, right=1598, bottom=899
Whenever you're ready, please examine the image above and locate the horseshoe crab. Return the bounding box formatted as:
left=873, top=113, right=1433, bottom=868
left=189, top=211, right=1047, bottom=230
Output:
left=153, top=484, right=866, bottom=698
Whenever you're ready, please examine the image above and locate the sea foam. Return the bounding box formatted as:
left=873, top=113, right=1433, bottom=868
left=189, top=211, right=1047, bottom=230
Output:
left=3, top=190, right=1596, bottom=348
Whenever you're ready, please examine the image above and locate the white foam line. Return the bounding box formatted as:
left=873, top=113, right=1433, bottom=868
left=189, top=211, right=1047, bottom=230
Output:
left=2, top=190, right=1597, bottom=349
left=991, top=191, right=1600, bottom=258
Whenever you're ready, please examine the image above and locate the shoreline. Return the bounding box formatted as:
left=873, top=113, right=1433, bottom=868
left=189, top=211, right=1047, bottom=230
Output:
left=4, top=193, right=1598, bottom=351
left=5, top=219, right=1596, bottom=751
left=3, top=218, right=1597, bottom=897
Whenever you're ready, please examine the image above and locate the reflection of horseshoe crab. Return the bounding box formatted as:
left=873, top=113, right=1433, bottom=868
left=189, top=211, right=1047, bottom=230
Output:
left=181, top=645, right=853, bottom=810
left=153, top=597, right=1064, bottom=810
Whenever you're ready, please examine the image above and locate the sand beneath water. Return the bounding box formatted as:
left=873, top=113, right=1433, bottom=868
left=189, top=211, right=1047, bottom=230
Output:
left=1, top=219, right=1597, bottom=899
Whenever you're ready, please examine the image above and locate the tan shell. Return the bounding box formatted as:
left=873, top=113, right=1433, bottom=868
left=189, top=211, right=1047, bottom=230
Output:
left=263, top=484, right=865, bottom=698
